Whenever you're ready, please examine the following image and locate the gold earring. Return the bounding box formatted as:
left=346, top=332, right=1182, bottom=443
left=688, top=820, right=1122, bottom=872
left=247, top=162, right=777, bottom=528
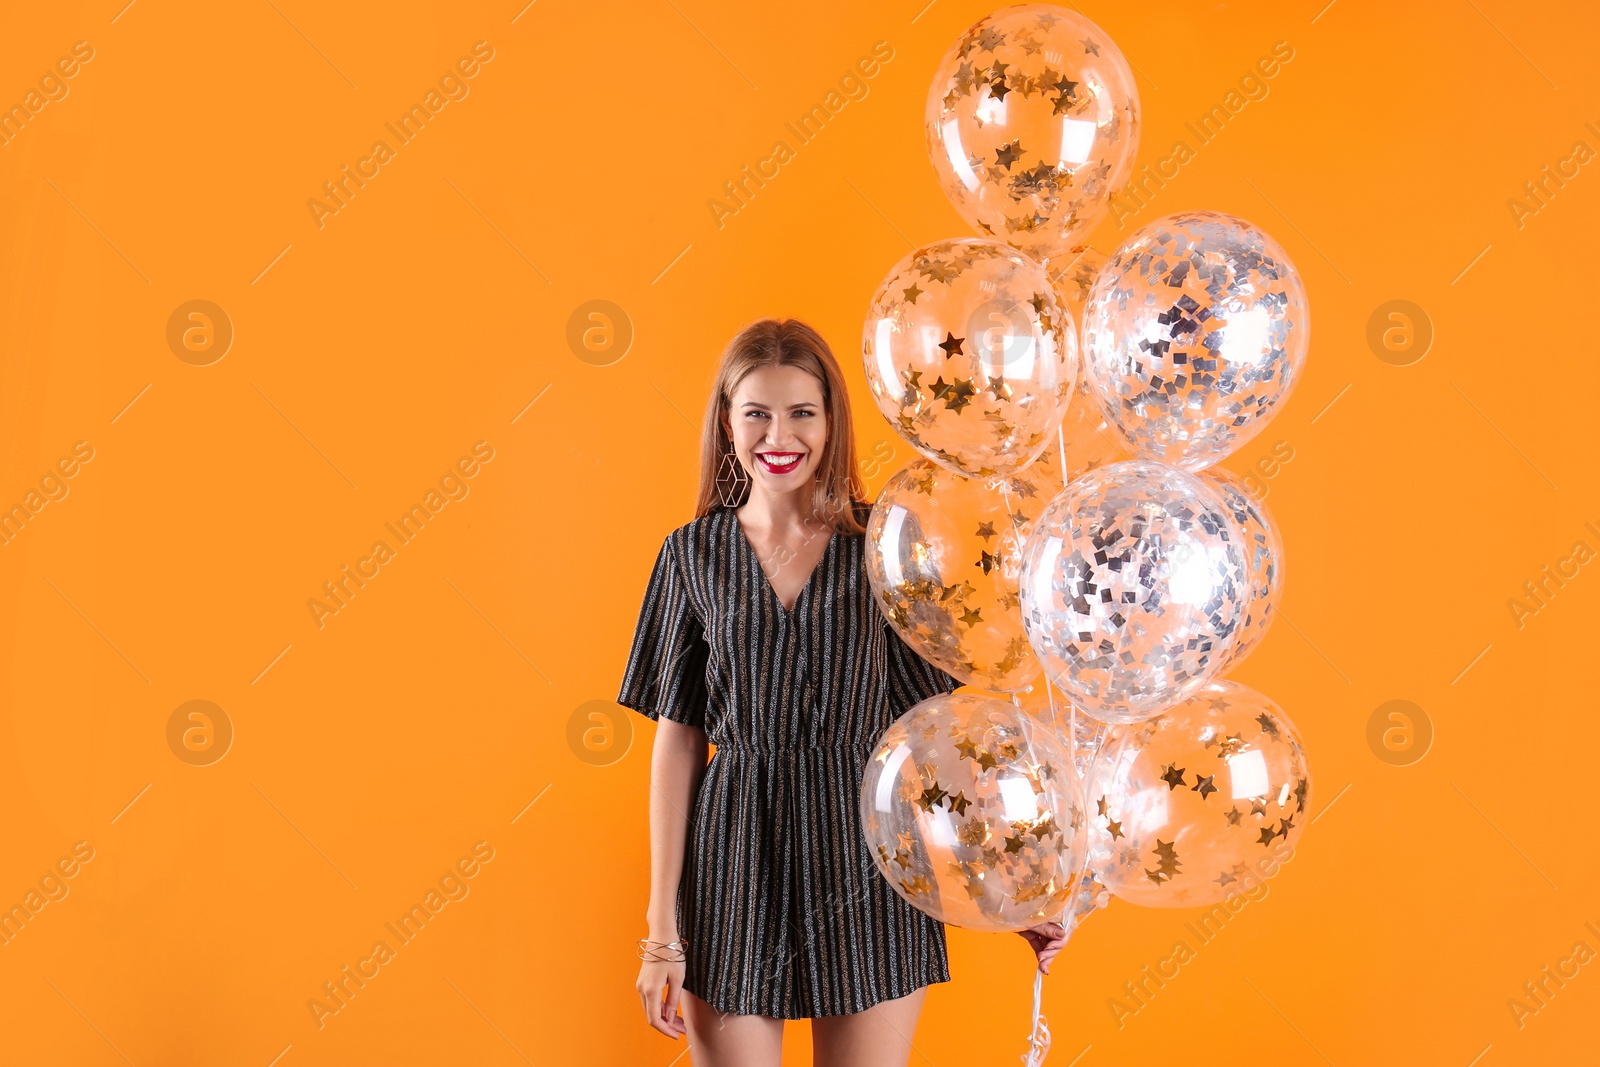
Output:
left=716, top=446, right=749, bottom=508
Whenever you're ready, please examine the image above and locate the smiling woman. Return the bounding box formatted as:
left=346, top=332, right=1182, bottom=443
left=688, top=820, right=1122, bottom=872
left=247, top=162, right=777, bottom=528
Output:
left=620, top=318, right=968, bottom=1064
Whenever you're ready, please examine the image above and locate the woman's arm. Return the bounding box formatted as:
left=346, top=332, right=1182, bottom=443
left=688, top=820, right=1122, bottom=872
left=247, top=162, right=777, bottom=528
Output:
left=636, top=718, right=709, bottom=1038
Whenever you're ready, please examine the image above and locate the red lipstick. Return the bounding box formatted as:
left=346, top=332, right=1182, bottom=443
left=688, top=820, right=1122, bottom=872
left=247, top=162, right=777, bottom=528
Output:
left=756, top=451, right=804, bottom=475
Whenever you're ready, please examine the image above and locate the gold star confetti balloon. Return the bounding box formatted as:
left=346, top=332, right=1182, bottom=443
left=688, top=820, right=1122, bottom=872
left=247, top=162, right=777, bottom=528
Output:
left=925, top=5, right=1140, bottom=263
left=1201, top=466, right=1283, bottom=674
left=1082, top=211, right=1310, bottom=471
left=860, top=692, right=1089, bottom=932
left=866, top=459, right=1060, bottom=692
left=1085, top=680, right=1310, bottom=908
left=1040, top=246, right=1127, bottom=483
left=1018, top=460, right=1248, bottom=723
left=863, top=237, right=1077, bottom=479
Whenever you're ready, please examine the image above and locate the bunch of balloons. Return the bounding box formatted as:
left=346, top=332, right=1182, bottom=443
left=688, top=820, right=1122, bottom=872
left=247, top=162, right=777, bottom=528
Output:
left=856, top=4, right=1314, bottom=1000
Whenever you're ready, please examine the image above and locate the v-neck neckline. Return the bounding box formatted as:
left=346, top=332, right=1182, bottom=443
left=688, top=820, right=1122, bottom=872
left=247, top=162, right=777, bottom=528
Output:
left=727, top=506, right=838, bottom=621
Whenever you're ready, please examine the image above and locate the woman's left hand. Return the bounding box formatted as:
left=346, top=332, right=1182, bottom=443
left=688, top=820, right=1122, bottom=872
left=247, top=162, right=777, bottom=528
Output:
left=1017, top=921, right=1069, bottom=975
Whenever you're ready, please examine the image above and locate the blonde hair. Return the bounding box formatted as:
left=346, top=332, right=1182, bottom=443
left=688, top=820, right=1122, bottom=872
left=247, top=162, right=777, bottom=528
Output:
left=694, top=318, right=870, bottom=534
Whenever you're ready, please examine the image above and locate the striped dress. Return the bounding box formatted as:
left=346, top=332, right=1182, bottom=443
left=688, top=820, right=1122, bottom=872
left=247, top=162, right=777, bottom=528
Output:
left=617, top=502, right=963, bottom=1019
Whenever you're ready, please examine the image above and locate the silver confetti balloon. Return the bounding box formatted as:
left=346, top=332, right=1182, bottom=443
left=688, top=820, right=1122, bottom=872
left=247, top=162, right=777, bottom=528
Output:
left=1082, top=211, right=1309, bottom=471
left=1019, top=461, right=1249, bottom=723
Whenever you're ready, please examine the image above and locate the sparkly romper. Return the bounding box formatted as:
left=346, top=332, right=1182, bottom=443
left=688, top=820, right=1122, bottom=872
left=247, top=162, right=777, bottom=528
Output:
left=617, top=503, right=963, bottom=1018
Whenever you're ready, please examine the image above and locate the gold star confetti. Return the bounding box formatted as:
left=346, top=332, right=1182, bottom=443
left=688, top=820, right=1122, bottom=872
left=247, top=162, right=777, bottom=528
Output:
left=1216, top=733, right=1247, bottom=758
left=975, top=26, right=1005, bottom=52
left=943, top=377, right=978, bottom=414
left=1144, top=839, right=1182, bottom=884
left=916, top=782, right=948, bottom=812
left=1013, top=877, right=1054, bottom=904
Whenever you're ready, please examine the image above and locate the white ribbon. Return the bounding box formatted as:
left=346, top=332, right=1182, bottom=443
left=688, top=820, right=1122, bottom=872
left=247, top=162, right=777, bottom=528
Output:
left=1021, top=967, right=1052, bottom=1066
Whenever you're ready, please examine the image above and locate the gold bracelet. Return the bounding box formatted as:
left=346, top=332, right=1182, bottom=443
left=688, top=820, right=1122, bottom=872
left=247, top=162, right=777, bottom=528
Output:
left=638, top=937, right=687, bottom=962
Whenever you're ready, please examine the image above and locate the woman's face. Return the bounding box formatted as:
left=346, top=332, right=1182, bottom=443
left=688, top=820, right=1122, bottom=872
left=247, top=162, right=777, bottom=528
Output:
left=726, top=365, right=828, bottom=499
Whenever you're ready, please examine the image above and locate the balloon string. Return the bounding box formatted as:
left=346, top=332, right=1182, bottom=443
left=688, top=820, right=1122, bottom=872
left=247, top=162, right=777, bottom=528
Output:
left=1022, top=967, right=1052, bottom=1066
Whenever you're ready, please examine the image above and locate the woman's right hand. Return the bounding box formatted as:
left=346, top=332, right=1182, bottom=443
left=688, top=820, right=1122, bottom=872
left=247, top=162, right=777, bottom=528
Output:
left=636, top=939, right=688, bottom=1039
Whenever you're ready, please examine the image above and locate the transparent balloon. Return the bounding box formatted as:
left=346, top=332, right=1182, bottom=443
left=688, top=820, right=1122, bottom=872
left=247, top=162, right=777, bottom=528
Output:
left=860, top=692, right=1089, bottom=932
left=1082, top=211, right=1310, bottom=470
left=1085, top=681, right=1310, bottom=908
left=1019, top=460, right=1248, bottom=723
left=925, top=4, right=1140, bottom=262
left=866, top=459, right=1062, bottom=692
left=1202, top=467, right=1284, bottom=673
left=863, top=238, right=1077, bottom=478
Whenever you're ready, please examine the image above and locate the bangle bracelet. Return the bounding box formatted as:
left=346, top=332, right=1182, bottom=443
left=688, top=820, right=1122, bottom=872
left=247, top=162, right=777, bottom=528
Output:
left=638, top=937, right=687, bottom=962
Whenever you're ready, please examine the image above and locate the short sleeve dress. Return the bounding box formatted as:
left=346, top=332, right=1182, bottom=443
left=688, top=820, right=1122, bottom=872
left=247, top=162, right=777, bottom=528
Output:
left=616, top=502, right=963, bottom=1019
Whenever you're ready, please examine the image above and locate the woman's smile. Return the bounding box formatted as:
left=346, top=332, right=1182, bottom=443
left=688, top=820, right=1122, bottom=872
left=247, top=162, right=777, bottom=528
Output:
left=755, top=450, right=804, bottom=474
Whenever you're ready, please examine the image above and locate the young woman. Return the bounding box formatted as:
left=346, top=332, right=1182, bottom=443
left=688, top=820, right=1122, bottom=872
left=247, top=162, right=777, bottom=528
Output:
left=618, top=318, right=1066, bottom=1066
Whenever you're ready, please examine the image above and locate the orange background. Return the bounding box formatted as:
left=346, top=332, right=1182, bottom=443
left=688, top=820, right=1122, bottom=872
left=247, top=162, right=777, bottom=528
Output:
left=1, top=0, right=1596, bottom=1064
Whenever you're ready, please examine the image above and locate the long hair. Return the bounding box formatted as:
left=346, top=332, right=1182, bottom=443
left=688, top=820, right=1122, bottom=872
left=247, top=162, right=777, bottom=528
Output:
left=694, top=318, right=871, bottom=535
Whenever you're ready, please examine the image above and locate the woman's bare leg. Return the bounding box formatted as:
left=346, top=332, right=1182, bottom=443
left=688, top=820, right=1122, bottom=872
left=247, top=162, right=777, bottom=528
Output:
left=681, top=988, right=785, bottom=1067
left=810, top=985, right=928, bottom=1067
